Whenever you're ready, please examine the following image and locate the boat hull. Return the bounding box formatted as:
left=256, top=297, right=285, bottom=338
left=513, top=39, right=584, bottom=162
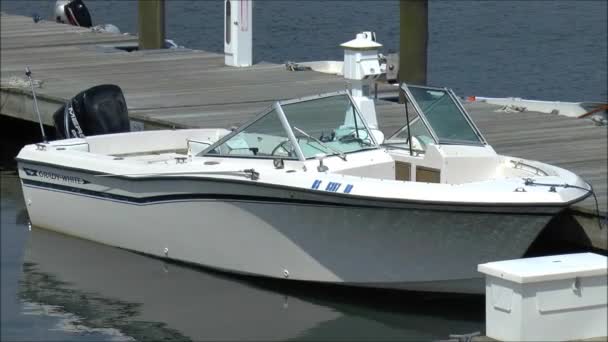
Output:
left=21, top=228, right=485, bottom=340
left=18, top=163, right=559, bottom=294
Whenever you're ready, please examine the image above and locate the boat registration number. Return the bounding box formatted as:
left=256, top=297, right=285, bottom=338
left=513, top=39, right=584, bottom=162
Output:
left=311, top=180, right=353, bottom=194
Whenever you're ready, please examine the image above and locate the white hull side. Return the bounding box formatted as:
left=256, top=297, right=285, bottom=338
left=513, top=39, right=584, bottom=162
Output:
left=21, top=179, right=553, bottom=294
left=21, top=228, right=486, bottom=340
left=22, top=229, right=342, bottom=341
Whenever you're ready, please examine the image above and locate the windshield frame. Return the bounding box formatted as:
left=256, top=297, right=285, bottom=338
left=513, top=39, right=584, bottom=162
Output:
left=201, top=91, right=379, bottom=161
left=381, top=115, right=429, bottom=155
left=387, top=84, right=487, bottom=149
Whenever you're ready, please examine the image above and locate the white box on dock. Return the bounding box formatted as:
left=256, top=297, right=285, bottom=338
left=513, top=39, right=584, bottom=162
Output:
left=478, top=253, right=607, bottom=341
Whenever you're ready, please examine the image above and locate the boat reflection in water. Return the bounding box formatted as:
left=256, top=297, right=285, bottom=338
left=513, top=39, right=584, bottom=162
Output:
left=20, top=227, right=484, bottom=341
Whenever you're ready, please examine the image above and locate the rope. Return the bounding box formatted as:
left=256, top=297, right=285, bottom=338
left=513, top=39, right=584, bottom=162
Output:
left=496, top=104, right=526, bottom=113
left=578, top=104, right=608, bottom=119
left=524, top=178, right=604, bottom=230
left=5, top=76, right=43, bottom=89
left=285, top=61, right=312, bottom=72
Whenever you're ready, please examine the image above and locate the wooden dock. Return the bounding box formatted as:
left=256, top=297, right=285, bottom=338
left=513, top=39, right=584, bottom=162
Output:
left=1, top=13, right=606, bottom=248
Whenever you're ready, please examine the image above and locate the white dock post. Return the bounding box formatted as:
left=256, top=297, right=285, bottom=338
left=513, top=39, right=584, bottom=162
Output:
left=224, top=0, right=252, bottom=67
left=341, top=32, right=382, bottom=128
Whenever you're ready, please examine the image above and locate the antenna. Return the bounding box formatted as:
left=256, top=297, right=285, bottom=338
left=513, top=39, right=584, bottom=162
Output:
left=25, top=66, right=48, bottom=143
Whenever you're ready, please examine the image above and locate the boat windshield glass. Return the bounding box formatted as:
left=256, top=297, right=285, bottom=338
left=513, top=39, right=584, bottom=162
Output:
left=204, top=108, right=297, bottom=158
left=203, top=94, right=376, bottom=160
left=281, top=94, right=376, bottom=159
left=407, top=85, right=483, bottom=145
left=385, top=105, right=435, bottom=152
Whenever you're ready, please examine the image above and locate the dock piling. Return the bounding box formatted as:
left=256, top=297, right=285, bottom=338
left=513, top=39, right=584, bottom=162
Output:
left=138, top=0, right=165, bottom=50
left=399, top=0, right=428, bottom=100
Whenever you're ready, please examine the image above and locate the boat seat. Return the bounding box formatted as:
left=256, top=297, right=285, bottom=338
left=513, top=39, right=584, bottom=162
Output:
left=370, top=129, right=385, bottom=144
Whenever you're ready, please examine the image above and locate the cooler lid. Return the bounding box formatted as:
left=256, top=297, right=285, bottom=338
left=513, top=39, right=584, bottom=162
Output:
left=477, top=253, right=607, bottom=284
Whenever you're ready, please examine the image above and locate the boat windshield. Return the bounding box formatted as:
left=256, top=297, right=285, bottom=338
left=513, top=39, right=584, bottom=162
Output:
left=387, top=85, right=485, bottom=149
left=385, top=105, right=435, bottom=153
left=203, top=93, right=377, bottom=160
left=281, top=94, right=376, bottom=159
left=204, top=108, right=293, bottom=158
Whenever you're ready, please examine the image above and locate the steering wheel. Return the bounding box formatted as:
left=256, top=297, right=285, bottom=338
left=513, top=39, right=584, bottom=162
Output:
left=338, top=129, right=373, bottom=146
left=271, top=139, right=295, bottom=157
left=271, top=136, right=321, bottom=157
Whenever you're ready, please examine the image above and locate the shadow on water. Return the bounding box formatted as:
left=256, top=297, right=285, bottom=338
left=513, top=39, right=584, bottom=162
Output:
left=525, top=210, right=608, bottom=258
left=0, top=115, right=55, bottom=170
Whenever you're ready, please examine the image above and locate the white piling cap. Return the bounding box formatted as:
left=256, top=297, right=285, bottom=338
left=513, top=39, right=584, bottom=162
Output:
left=340, top=32, right=382, bottom=50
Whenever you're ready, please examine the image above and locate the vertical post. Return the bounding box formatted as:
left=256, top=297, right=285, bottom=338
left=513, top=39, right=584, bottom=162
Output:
left=224, top=0, right=253, bottom=67
left=138, top=0, right=165, bottom=50
left=399, top=0, right=428, bottom=101
left=341, top=32, right=382, bottom=128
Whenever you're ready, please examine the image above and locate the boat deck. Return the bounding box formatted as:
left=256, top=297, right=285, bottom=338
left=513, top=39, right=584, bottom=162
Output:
left=377, top=100, right=607, bottom=218
left=1, top=13, right=606, bottom=247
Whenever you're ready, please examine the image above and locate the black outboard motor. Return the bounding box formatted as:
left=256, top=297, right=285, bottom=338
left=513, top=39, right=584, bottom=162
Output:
left=52, top=84, right=130, bottom=139
left=55, top=0, right=92, bottom=28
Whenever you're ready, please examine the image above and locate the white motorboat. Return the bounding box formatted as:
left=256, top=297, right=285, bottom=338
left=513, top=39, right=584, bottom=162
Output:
left=16, top=83, right=592, bottom=294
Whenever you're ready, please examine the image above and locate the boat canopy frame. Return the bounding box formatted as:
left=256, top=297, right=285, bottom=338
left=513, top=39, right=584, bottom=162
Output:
left=201, top=91, right=379, bottom=161
left=388, top=84, right=488, bottom=154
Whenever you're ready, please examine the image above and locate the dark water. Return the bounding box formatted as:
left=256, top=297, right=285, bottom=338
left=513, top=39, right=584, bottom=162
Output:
left=1, top=0, right=607, bottom=102
left=1, top=173, right=484, bottom=341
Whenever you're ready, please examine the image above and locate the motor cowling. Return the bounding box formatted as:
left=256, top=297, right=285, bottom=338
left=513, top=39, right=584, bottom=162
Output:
left=52, top=84, right=130, bottom=139
left=55, top=0, right=92, bottom=28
